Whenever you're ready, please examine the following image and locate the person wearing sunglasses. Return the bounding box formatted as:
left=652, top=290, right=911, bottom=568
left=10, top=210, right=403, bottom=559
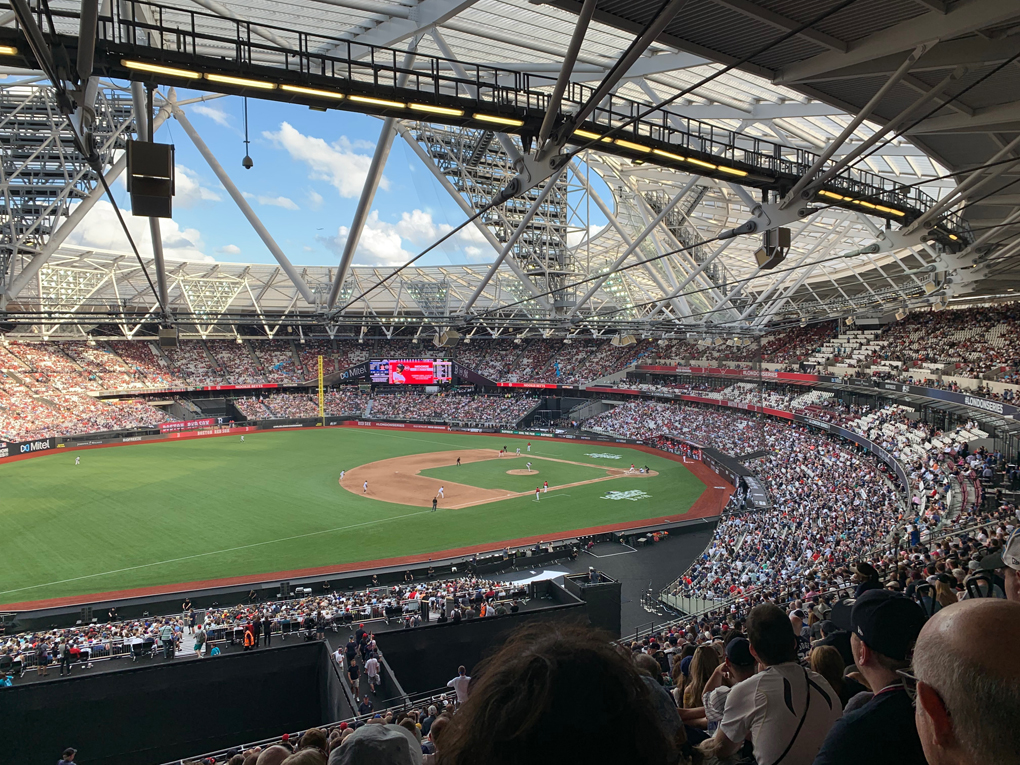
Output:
left=909, top=598, right=1020, bottom=765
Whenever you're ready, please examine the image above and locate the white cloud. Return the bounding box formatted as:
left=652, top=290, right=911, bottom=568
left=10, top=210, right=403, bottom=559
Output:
left=567, top=223, right=606, bottom=247
left=262, top=122, right=385, bottom=198
left=257, top=195, right=299, bottom=210
left=192, top=104, right=233, bottom=129
left=394, top=209, right=454, bottom=243
left=457, top=223, right=490, bottom=245
left=321, top=208, right=499, bottom=266
left=240, top=191, right=298, bottom=210
left=306, top=189, right=324, bottom=210
left=66, top=200, right=214, bottom=262
left=217, top=244, right=241, bottom=255
left=175, top=164, right=222, bottom=208
left=323, top=210, right=410, bottom=266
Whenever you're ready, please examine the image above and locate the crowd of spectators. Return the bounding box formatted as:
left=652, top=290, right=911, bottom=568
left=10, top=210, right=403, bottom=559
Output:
left=369, top=391, right=537, bottom=426
left=863, top=304, right=1020, bottom=381
left=1, top=576, right=527, bottom=680
left=585, top=399, right=999, bottom=610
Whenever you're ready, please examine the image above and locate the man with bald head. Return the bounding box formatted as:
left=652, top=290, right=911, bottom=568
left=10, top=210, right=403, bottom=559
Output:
left=912, top=598, right=1020, bottom=765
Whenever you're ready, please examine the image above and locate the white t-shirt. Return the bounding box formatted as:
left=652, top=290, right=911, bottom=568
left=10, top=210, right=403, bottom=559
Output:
left=719, top=663, right=842, bottom=765
left=447, top=674, right=471, bottom=703
left=365, top=657, right=380, bottom=679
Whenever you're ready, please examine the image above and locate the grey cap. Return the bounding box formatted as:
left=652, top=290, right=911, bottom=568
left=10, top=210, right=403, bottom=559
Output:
left=978, top=528, right=1020, bottom=573
left=327, top=724, right=422, bottom=765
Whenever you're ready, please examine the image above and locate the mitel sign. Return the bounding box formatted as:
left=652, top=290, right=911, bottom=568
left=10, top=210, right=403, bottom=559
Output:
left=20, top=439, right=52, bottom=453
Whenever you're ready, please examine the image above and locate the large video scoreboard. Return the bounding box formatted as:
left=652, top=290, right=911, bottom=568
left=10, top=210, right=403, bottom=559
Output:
left=368, top=358, right=453, bottom=385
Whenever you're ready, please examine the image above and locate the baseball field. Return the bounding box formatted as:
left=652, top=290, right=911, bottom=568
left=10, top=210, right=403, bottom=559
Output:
left=0, top=427, right=721, bottom=608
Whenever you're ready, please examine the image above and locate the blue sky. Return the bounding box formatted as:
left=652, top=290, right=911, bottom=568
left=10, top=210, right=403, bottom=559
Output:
left=68, top=88, right=608, bottom=269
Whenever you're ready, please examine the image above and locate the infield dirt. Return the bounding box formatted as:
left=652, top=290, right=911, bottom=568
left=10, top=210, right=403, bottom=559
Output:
left=341, top=449, right=656, bottom=509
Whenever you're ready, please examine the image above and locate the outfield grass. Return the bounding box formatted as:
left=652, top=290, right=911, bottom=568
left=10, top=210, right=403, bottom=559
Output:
left=0, top=429, right=705, bottom=603
left=421, top=455, right=608, bottom=491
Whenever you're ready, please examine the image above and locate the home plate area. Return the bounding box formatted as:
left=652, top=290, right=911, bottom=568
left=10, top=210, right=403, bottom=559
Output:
left=340, top=449, right=656, bottom=509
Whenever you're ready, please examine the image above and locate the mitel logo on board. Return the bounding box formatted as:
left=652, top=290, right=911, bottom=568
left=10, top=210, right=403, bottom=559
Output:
left=20, top=440, right=50, bottom=453
left=964, top=396, right=1003, bottom=414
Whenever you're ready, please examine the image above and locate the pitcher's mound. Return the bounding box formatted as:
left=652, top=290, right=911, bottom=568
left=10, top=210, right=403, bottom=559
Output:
left=506, top=469, right=539, bottom=475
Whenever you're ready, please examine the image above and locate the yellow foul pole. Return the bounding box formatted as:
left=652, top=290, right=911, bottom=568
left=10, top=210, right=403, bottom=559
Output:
left=318, top=355, right=324, bottom=424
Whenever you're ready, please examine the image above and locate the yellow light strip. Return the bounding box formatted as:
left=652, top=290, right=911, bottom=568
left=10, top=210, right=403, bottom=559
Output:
left=206, top=73, right=276, bottom=90
left=123, top=59, right=201, bottom=79
left=817, top=190, right=845, bottom=201
left=717, top=166, right=748, bottom=177
left=653, top=148, right=686, bottom=162
left=877, top=206, right=906, bottom=216
left=281, top=84, right=344, bottom=99
left=409, top=103, right=464, bottom=116
left=948, top=233, right=959, bottom=241
left=854, top=200, right=877, bottom=209
left=685, top=157, right=717, bottom=170
left=574, top=129, right=606, bottom=141
left=349, top=95, right=405, bottom=108
left=0, top=45, right=18, bottom=56
left=474, top=113, right=524, bottom=127
left=615, top=138, right=651, bottom=153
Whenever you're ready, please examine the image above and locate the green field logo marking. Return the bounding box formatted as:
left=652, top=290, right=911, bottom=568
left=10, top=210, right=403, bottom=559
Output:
left=585, top=452, right=621, bottom=459
left=601, top=489, right=651, bottom=501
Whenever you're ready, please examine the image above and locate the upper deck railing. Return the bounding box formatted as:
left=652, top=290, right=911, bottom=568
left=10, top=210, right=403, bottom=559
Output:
left=0, top=0, right=969, bottom=245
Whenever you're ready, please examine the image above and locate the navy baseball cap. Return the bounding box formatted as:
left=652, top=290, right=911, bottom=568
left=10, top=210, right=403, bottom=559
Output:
left=850, top=589, right=926, bottom=661
left=725, top=637, right=755, bottom=667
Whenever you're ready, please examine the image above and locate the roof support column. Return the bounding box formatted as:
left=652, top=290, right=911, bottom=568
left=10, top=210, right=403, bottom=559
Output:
left=327, top=41, right=419, bottom=309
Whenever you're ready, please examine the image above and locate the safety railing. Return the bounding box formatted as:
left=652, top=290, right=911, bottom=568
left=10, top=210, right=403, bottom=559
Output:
left=1, top=0, right=969, bottom=241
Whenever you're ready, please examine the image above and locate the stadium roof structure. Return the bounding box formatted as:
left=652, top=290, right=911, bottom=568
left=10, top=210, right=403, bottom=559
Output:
left=0, top=0, right=1017, bottom=339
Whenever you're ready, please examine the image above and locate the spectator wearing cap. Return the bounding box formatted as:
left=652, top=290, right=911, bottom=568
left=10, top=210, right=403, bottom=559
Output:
left=326, top=721, right=421, bottom=765
left=701, top=604, right=841, bottom=765
left=57, top=747, right=76, bottom=765
left=911, top=598, right=1020, bottom=765
left=420, top=705, right=437, bottom=736
left=358, top=695, right=374, bottom=716
left=700, top=637, right=758, bottom=736
left=813, top=590, right=927, bottom=765
left=851, top=562, right=882, bottom=597
left=813, top=619, right=854, bottom=668
left=979, top=526, right=1020, bottom=602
